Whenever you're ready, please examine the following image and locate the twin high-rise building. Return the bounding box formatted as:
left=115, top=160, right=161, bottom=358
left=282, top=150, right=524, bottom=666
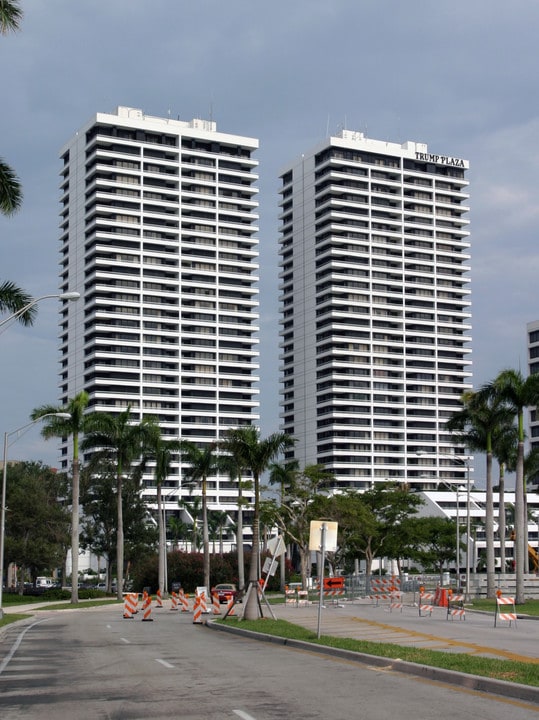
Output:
left=58, top=108, right=472, bottom=518
left=58, top=107, right=259, bottom=514
left=278, top=131, right=472, bottom=492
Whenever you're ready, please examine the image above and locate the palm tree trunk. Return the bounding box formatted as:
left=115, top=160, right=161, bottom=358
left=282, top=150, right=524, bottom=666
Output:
left=202, top=477, right=210, bottom=591
left=244, top=473, right=260, bottom=620
left=157, top=483, right=165, bottom=595
left=499, top=467, right=506, bottom=574
left=237, top=480, right=245, bottom=591
left=71, top=457, right=80, bottom=604
left=116, top=474, right=124, bottom=601
left=485, top=450, right=495, bottom=598
left=515, top=439, right=525, bottom=603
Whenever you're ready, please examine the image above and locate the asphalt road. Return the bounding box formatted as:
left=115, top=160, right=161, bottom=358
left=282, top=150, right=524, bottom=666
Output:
left=0, top=605, right=537, bottom=719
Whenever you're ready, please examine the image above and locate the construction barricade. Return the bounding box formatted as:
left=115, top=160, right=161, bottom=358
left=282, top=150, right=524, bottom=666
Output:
left=179, top=589, right=190, bottom=613
left=123, top=592, right=137, bottom=619
left=418, top=588, right=435, bottom=617
left=494, top=592, right=517, bottom=627
left=155, top=588, right=163, bottom=608
left=192, top=595, right=203, bottom=624
left=212, top=592, right=222, bottom=615
left=170, top=591, right=178, bottom=611
left=141, top=592, right=153, bottom=622
left=389, top=591, right=403, bottom=613
left=446, top=592, right=466, bottom=621
left=369, top=577, right=400, bottom=608
left=285, top=587, right=297, bottom=605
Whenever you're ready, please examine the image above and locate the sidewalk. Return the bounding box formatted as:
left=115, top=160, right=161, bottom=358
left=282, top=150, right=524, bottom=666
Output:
left=268, top=596, right=539, bottom=663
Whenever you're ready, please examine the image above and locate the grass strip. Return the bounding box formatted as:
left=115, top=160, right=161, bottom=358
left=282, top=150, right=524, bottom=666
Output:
left=219, top=617, right=539, bottom=687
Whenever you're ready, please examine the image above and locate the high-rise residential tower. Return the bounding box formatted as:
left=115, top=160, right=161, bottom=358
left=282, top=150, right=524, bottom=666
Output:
left=278, top=131, right=472, bottom=491
left=527, top=320, right=539, bottom=479
left=58, top=106, right=259, bottom=521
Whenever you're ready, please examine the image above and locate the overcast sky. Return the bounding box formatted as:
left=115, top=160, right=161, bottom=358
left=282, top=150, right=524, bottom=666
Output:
left=1, top=1, right=539, bottom=470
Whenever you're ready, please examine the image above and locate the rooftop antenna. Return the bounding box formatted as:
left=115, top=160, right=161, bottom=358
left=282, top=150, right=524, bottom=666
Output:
left=326, top=114, right=330, bottom=138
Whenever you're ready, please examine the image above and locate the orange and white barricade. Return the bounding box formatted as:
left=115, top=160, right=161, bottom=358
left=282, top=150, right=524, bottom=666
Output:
left=419, top=590, right=435, bottom=617
left=494, top=593, right=517, bottom=627
left=123, top=592, right=137, bottom=619
left=197, top=590, right=208, bottom=614
left=179, top=589, right=190, bottom=613
left=389, top=591, right=403, bottom=613
left=285, top=587, right=297, bottom=605
left=170, top=591, right=178, bottom=611
left=141, top=593, right=153, bottom=622
left=212, top=592, right=222, bottom=615
left=155, top=588, right=163, bottom=608
left=193, top=595, right=203, bottom=624
left=369, top=577, right=400, bottom=607
left=225, top=595, right=236, bottom=616
left=446, top=593, right=465, bottom=621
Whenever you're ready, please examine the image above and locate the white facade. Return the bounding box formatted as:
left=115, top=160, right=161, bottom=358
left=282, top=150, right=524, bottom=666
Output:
left=278, top=131, right=472, bottom=491
left=418, top=490, right=539, bottom=573
left=58, top=106, right=259, bottom=523
left=527, top=319, right=539, bottom=469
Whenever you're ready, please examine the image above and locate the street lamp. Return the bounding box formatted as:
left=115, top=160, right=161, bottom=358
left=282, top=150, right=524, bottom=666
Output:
left=0, top=413, right=71, bottom=618
left=0, top=291, right=80, bottom=332
left=416, top=451, right=472, bottom=594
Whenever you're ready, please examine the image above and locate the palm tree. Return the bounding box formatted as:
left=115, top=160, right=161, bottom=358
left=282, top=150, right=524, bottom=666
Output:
left=0, top=2, right=35, bottom=328
left=145, top=426, right=182, bottom=596
left=208, top=509, right=229, bottom=555
left=31, top=391, right=89, bottom=603
left=219, top=431, right=252, bottom=592
left=167, top=515, right=189, bottom=551
left=81, top=408, right=154, bottom=600
left=177, top=495, right=203, bottom=551
left=0, top=0, right=22, bottom=35
left=493, top=425, right=518, bottom=574
left=447, top=388, right=514, bottom=598
left=222, top=426, right=295, bottom=620
left=269, top=459, right=299, bottom=590
left=491, top=369, right=539, bottom=603
left=178, top=440, right=222, bottom=592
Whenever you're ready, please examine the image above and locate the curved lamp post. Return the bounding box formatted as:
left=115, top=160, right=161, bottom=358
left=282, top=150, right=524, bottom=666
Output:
left=0, top=290, right=80, bottom=331
left=416, top=451, right=472, bottom=596
left=0, top=413, right=71, bottom=618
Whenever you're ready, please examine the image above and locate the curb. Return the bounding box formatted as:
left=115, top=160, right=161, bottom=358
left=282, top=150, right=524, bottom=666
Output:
left=206, top=619, right=539, bottom=705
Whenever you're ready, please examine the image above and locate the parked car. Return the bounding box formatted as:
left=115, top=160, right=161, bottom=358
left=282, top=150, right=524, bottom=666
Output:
left=212, top=583, right=240, bottom=604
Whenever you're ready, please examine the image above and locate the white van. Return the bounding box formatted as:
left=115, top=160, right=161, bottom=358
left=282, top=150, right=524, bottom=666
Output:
left=36, top=577, right=55, bottom=589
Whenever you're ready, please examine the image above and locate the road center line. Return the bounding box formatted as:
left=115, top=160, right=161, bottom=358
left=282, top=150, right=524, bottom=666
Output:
left=155, top=658, right=174, bottom=668
left=120, top=637, right=130, bottom=644
left=233, top=711, right=257, bottom=720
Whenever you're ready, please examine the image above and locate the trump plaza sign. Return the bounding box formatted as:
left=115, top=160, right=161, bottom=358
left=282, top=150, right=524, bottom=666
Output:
left=415, top=151, right=465, bottom=168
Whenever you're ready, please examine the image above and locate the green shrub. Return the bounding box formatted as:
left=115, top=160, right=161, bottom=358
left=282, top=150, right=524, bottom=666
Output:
left=79, top=589, right=108, bottom=600
left=41, top=588, right=71, bottom=601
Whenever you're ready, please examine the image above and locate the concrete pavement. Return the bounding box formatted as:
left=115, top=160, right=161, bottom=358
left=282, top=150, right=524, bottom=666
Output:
left=209, top=595, right=539, bottom=706
left=270, top=596, right=539, bottom=663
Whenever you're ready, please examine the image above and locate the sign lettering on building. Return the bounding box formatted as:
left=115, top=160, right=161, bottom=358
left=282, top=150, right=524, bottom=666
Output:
left=415, top=152, right=465, bottom=168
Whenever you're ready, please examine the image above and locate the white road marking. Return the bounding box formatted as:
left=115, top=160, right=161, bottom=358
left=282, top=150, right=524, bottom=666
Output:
left=0, top=619, right=50, bottom=676
left=120, top=637, right=130, bottom=643
left=233, top=711, right=257, bottom=720
left=155, top=658, right=174, bottom=668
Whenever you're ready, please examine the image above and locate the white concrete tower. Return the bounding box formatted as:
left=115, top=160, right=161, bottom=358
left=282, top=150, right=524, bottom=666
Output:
left=58, top=106, right=259, bottom=526
left=278, top=131, right=471, bottom=491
